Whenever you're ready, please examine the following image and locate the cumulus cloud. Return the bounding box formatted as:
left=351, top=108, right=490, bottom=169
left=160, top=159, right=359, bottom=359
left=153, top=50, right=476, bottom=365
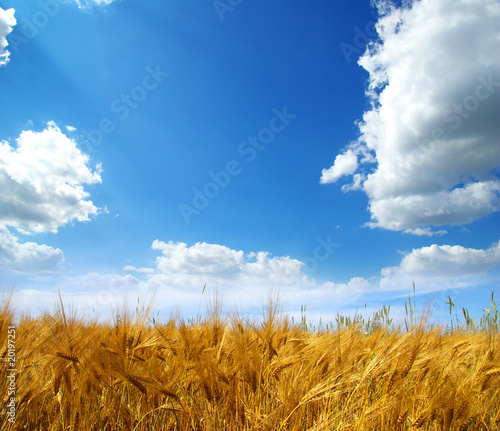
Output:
left=121, top=240, right=420, bottom=317
left=119, top=241, right=379, bottom=317
left=0, top=225, right=63, bottom=273
left=123, top=239, right=500, bottom=301
left=4, top=240, right=315, bottom=318
left=0, top=122, right=102, bottom=234
left=380, top=240, right=500, bottom=291
left=324, top=0, right=500, bottom=234
left=0, top=122, right=101, bottom=273
left=0, top=7, right=16, bottom=66
left=320, top=149, right=358, bottom=184
left=125, top=241, right=309, bottom=291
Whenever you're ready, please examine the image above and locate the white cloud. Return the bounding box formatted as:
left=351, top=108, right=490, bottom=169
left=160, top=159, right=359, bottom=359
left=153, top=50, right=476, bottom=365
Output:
left=0, top=123, right=101, bottom=274
left=0, top=224, right=63, bottom=273
left=403, top=227, right=447, bottom=237
left=367, top=181, right=500, bottom=232
left=324, top=0, right=500, bottom=234
left=341, top=173, right=365, bottom=193
left=381, top=240, right=500, bottom=290
left=0, top=7, right=16, bottom=66
left=123, top=239, right=499, bottom=309
left=0, top=122, right=102, bottom=234
left=71, top=0, right=118, bottom=8
left=123, top=265, right=155, bottom=275
left=119, top=241, right=380, bottom=317
left=9, top=239, right=500, bottom=320
left=128, top=241, right=309, bottom=291
left=117, top=241, right=377, bottom=317
left=320, top=149, right=358, bottom=184
left=9, top=241, right=315, bottom=317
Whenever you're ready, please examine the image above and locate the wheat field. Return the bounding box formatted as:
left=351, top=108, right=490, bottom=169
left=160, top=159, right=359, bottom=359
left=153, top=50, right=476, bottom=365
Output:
left=0, top=291, right=499, bottom=431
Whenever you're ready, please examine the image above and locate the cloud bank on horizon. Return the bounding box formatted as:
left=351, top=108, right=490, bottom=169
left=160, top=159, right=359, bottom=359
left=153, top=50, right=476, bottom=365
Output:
left=321, top=0, right=500, bottom=236
left=14, top=238, right=500, bottom=317
left=125, top=239, right=500, bottom=292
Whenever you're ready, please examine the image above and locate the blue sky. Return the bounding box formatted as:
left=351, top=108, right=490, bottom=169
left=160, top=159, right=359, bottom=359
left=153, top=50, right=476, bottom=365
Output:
left=0, top=0, right=499, bottom=325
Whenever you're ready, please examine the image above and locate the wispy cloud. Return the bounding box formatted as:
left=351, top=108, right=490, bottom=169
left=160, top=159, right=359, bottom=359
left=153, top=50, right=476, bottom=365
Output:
left=323, top=0, right=500, bottom=235
left=71, top=0, right=119, bottom=8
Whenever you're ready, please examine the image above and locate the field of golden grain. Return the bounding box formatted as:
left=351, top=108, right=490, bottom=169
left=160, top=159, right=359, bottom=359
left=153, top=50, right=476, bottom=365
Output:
left=0, top=292, right=499, bottom=431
